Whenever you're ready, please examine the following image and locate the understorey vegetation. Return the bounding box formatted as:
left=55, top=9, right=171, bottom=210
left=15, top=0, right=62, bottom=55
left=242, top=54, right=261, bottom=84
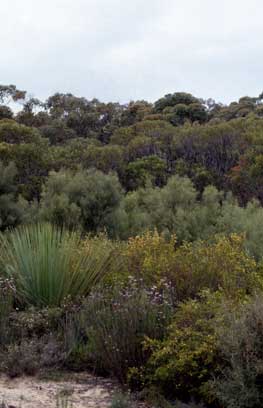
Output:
left=1, top=86, right=263, bottom=407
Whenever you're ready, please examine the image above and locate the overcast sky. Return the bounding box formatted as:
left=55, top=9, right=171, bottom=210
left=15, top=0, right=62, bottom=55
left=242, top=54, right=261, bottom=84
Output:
left=1, top=0, right=263, bottom=104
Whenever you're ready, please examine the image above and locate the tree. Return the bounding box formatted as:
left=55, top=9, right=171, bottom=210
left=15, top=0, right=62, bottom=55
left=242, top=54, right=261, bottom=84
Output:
left=154, top=92, right=200, bottom=112
left=40, top=168, right=123, bottom=235
left=0, top=105, right=13, bottom=120
left=0, top=161, right=26, bottom=230
left=122, top=155, right=167, bottom=190
left=84, top=144, right=124, bottom=174
left=39, top=120, right=77, bottom=145
left=0, top=120, right=51, bottom=200
left=118, top=175, right=200, bottom=241
left=0, top=84, right=26, bottom=105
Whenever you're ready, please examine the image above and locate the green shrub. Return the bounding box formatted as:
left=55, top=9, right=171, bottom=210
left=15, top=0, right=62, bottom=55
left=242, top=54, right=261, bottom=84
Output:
left=214, top=295, right=263, bottom=408
left=0, top=161, right=26, bottom=231
left=0, top=223, right=115, bottom=307
left=143, top=291, right=231, bottom=404
left=40, top=168, right=123, bottom=236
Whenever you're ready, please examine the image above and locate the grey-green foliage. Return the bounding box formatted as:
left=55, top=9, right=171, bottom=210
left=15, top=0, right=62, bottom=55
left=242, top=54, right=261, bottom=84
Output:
left=39, top=168, right=263, bottom=259
left=40, top=168, right=123, bottom=235
left=215, top=295, right=263, bottom=408
left=117, top=174, right=263, bottom=260
left=119, top=176, right=197, bottom=239
left=0, top=161, right=25, bottom=230
left=117, top=175, right=224, bottom=242
left=218, top=199, right=263, bottom=260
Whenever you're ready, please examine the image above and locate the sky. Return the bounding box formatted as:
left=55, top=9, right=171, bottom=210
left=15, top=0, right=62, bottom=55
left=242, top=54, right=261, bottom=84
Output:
left=1, top=0, right=263, bottom=105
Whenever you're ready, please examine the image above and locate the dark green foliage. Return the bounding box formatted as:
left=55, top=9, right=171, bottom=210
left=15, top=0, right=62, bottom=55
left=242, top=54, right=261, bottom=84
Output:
left=1, top=86, right=263, bottom=225
left=0, top=161, right=26, bottom=230
left=0, top=85, right=263, bottom=205
left=154, top=92, right=201, bottom=112
left=123, top=155, right=167, bottom=190
left=40, top=120, right=77, bottom=145
left=0, top=121, right=51, bottom=200
left=0, top=119, right=40, bottom=144
left=0, top=106, right=13, bottom=120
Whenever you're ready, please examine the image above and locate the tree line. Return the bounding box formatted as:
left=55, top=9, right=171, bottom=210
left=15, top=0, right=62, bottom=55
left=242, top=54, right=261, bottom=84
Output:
left=1, top=84, right=263, bottom=245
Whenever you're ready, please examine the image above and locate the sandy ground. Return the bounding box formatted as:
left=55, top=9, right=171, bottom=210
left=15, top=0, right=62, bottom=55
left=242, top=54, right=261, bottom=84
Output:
left=0, top=372, right=118, bottom=408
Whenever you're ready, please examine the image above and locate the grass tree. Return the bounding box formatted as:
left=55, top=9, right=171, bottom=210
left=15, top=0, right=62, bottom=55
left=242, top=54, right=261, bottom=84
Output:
left=0, top=223, right=115, bottom=307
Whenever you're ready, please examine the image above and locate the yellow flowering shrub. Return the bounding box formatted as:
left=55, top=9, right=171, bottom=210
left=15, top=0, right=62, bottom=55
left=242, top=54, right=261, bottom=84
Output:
left=142, top=290, right=226, bottom=404
left=172, top=233, right=259, bottom=300
left=124, top=230, right=177, bottom=285
left=124, top=231, right=260, bottom=301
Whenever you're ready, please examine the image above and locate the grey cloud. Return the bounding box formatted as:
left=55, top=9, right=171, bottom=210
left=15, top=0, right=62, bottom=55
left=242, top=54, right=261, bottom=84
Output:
left=0, top=0, right=262, bottom=104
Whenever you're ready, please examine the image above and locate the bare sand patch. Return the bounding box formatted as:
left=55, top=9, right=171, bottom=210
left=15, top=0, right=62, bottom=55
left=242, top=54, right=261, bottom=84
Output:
left=0, top=372, right=118, bottom=408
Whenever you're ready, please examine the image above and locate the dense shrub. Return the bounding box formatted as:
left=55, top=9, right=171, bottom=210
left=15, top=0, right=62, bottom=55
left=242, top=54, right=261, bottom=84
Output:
left=141, top=291, right=225, bottom=404
left=124, top=231, right=259, bottom=301
left=40, top=168, right=123, bottom=235
left=124, top=230, right=177, bottom=286
left=170, top=234, right=259, bottom=301
left=142, top=293, right=263, bottom=407
left=0, top=161, right=26, bottom=230
left=0, top=335, right=65, bottom=377
left=118, top=175, right=201, bottom=242
left=215, top=295, right=263, bottom=408
left=67, top=279, right=173, bottom=383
